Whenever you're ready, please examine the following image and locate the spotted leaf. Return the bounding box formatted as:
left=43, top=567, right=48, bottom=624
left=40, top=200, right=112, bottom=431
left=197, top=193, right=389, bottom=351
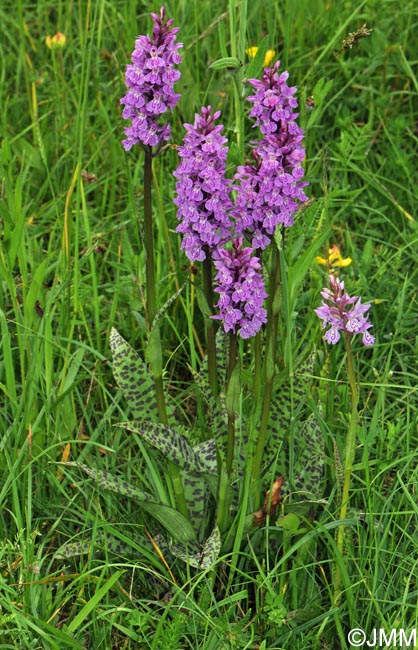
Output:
left=59, top=461, right=196, bottom=543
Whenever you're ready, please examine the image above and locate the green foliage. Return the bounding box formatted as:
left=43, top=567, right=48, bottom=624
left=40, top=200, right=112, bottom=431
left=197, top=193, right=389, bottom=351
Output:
left=58, top=461, right=197, bottom=543
left=0, top=0, right=417, bottom=647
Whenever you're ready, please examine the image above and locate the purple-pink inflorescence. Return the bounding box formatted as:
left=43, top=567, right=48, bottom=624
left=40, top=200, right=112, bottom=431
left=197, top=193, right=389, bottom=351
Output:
left=315, top=275, right=375, bottom=346
left=120, top=7, right=182, bottom=150
left=212, top=239, right=268, bottom=339
left=233, top=61, right=308, bottom=249
left=173, top=106, right=233, bottom=262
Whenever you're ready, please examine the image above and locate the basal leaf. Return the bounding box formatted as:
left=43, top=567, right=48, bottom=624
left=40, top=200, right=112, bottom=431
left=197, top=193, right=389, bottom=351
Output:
left=266, top=350, right=317, bottom=454
left=117, top=422, right=218, bottom=475
left=60, top=462, right=196, bottom=543
left=110, top=328, right=158, bottom=422
left=110, top=328, right=176, bottom=425
left=291, top=412, right=325, bottom=499
left=168, top=526, right=221, bottom=569
left=193, top=439, right=218, bottom=474
left=199, top=525, right=221, bottom=568
left=181, top=469, right=211, bottom=539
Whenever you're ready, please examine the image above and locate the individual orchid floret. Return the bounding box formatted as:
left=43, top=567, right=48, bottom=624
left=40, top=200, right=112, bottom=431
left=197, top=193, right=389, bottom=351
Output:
left=212, top=239, right=268, bottom=339
left=174, top=106, right=233, bottom=261
left=315, top=275, right=375, bottom=346
left=121, top=7, right=182, bottom=150
left=233, top=61, right=308, bottom=248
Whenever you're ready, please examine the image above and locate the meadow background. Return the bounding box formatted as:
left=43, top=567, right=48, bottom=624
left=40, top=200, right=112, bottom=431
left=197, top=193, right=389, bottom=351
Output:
left=0, top=0, right=417, bottom=648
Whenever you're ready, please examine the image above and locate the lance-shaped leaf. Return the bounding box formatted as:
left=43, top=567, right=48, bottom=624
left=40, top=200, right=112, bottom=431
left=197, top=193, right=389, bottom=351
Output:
left=184, top=438, right=222, bottom=538
left=55, top=530, right=107, bottom=559
left=193, top=439, right=218, bottom=474
left=117, top=422, right=218, bottom=475
left=110, top=328, right=177, bottom=425
left=181, top=439, right=220, bottom=538
left=266, top=349, right=317, bottom=454
left=110, top=328, right=159, bottom=422
left=151, top=283, right=185, bottom=332
left=189, top=365, right=227, bottom=442
left=181, top=470, right=211, bottom=539
left=290, top=412, right=325, bottom=499
left=59, top=462, right=196, bottom=543
left=55, top=530, right=130, bottom=559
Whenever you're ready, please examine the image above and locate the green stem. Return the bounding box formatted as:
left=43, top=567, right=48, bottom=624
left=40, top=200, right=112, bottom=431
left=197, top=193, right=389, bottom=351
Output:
left=143, top=146, right=157, bottom=327
left=226, top=331, right=238, bottom=476
left=143, top=146, right=187, bottom=518
left=202, top=254, right=219, bottom=398
left=251, top=246, right=281, bottom=492
left=253, top=330, right=262, bottom=400
left=217, top=331, right=238, bottom=534
left=143, top=147, right=166, bottom=420
left=333, top=334, right=359, bottom=604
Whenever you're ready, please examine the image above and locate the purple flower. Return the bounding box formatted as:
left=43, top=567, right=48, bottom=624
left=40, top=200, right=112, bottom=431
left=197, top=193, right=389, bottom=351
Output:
left=315, top=275, right=375, bottom=346
left=247, top=62, right=299, bottom=136
left=233, top=61, right=308, bottom=248
left=120, top=7, right=182, bottom=151
left=173, top=107, right=233, bottom=261
left=212, top=239, right=267, bottom=339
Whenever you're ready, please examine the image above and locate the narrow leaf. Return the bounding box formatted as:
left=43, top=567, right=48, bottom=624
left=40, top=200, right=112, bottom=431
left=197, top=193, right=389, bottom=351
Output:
left=68, top=571, right=124, bottom=633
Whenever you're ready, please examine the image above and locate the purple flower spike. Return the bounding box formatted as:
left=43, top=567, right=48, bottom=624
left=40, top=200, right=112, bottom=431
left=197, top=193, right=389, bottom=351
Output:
left=174, top=107, right=233, bottom=261
left=212, top=239, right=268, bottom=339
left=233, top=61, right=308, bottom=248
left=315, top=275, right=375, bottom=346
left=121, top=7, right=183, bottom=151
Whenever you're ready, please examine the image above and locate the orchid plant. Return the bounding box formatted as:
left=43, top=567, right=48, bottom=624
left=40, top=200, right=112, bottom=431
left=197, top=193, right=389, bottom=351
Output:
left=58, top=7, right=375, bottom=605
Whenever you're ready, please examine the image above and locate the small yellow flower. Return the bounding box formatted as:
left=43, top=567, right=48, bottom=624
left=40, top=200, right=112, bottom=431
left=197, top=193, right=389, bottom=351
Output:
left=315, top=244, right=352, bottom=268
left=45, top=32, right=67, bottom=50
left=246, top=46, right=276, bottom=67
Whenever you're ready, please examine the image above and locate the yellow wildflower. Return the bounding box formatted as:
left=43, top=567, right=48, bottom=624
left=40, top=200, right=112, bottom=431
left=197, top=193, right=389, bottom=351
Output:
left=315, top=244, right=352, bottom=268
left=246, top=46, right=276, bottom=67
left=45, top=32, right=67, bottom=50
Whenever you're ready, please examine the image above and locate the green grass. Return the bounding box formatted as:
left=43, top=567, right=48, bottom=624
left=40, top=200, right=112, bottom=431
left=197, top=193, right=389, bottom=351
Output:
left=1, top=0, right=417, bottom=648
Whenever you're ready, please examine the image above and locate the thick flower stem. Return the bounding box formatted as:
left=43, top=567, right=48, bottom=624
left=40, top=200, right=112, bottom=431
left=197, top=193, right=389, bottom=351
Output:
left=226, top=331, right=238, bottom=476
left=217, top=331, right=238, bottom=534
left=144, top=147, right=167, bottom=421
left=253, top=330, right=262, bottom=399
left=202, top=254, right=219, bottom=398
left=333, top=334, right=359, bottom=604
left=143, top=146, right=188, bottom=519
left=144, top=147, right=157, bottom=327
left=251, top=246, right=281, bottom=494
